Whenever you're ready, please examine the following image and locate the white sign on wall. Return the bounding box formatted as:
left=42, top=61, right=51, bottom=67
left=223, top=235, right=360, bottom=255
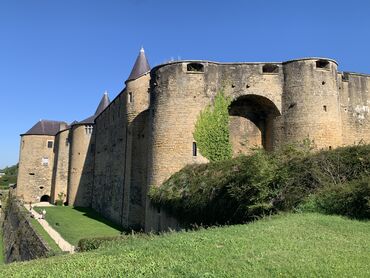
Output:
left=41, top=157, right=49, bottom=166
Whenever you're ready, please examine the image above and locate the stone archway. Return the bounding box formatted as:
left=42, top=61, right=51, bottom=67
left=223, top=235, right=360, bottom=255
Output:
left=40, top=195, right=50, bottom=202
left=228, top=94, right=281, bottom=155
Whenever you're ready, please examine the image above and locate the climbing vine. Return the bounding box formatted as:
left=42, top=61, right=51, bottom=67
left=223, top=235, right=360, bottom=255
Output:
left=193, top=90, right=232, bottom=162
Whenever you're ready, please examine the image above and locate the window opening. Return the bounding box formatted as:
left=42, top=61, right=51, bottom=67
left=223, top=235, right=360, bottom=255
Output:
left=316, top=60, right=330, bottom=70
left=47, top=141, right=53, bottom=148
left=187, top=63, right=204, bottom=72
left=192, top=142, right=197, bottom=156
left=85, top=125, right=93, bottom=135
left=262, top=64, right=279, bottom=73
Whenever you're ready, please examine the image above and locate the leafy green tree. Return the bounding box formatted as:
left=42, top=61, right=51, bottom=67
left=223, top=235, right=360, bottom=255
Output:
left=193, top=90, right=232, bottom=161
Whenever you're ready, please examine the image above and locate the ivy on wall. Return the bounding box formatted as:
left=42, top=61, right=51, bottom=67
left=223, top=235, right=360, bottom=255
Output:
left=193, top=90, right=232, bottom=162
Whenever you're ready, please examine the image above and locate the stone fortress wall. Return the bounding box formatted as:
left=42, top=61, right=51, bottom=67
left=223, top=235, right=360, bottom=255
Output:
left=15, top=49, right=370, bottom=231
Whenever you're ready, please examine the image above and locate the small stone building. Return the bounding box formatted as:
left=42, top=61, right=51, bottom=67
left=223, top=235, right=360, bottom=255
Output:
left=16, top=48, right=370, bottom=231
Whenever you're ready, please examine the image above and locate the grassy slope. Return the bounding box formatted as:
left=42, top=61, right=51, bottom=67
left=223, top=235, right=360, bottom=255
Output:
left=28, top=217, right=62, bottom=254
left=34, top=206, right=123, bottom=246
left=1, top=213, right=369, bottom=277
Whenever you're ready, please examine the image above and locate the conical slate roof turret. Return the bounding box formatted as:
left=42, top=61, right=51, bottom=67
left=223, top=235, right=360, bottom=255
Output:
left=78, top=92, right=111, bottom=125
left=95, top=91, right=110, bottom=115
left=127, top=47, right=151, bottom=81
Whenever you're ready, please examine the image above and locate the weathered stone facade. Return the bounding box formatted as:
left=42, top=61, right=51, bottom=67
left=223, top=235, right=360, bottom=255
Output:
left=16, top=50, right=370, bottom=232
left=50, top=128, right=70, bottom=204
left=17, top=134, right=59, bottom=203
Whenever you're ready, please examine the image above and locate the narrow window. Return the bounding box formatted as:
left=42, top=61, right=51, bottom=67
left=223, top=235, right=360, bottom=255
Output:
left=29, top=173, right=35, bottom=176
left=323, top=105, right=327, bottom=112
left=65, top=138, right=69, bottom=146
left=262, top=64, right=279, bottom=73
left=128, top=92, right=133, bottom=103
left=47, top=140, right=53, bottom=148
left=192, top=142, right=197, bottom=156
left=316, top=60, right=330, bottom=70
left=85, top=125, right=93, bottom=135
left=187, top=63, right=204, bottom=72
left=329, top=146, right=332, bottom=150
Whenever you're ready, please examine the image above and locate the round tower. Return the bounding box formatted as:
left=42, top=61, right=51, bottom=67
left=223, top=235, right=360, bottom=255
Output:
left=145, top=61, right=211, bottom=231
left=121, top=48, right=151, bottom=229
left=67, top=93, right=110, bottom=207
left=50, top=127, right=70, bottom=204
left=282, top=58, right=342, bottom=149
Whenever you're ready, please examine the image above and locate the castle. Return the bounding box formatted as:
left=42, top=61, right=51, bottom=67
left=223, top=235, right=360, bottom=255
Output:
left=16, top=48, right=370, bottom=231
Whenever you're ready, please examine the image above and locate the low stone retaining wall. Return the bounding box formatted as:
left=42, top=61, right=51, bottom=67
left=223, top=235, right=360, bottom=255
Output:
left=2, top=195, right=52, bottom=263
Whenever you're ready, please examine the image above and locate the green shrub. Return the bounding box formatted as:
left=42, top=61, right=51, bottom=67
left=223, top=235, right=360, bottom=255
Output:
left=149, top=144, right=370, bottom=226
left=301, top=177, right=370, bottom=219
left=193, top=90, right=232, bottom=162
left=78, top=236, right=124, bottom=252
left=55, top=192, right=66, bottom=206
left=273, top=144, right=370, bottom=211
left=149, top=150, right=277, bottom=225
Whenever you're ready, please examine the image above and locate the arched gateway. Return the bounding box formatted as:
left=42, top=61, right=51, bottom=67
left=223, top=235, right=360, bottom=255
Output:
left=229, top=94, right=281, bottom=154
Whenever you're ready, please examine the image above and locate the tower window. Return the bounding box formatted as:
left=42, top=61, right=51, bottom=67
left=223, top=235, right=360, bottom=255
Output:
left=187, top=63, right=204, bottom=73
left=85, top=125, right=93, bottom=135
left=316, top=60, right=330, bottom=70
left=323, top=105, right=327, bottom=112
left=262, top=64, right=279, bottom=74
left=192, top=142, right=197, bottom=156
left=128, top=92, right=133, bottom=103
left=47, top=141, right=53, bottom=148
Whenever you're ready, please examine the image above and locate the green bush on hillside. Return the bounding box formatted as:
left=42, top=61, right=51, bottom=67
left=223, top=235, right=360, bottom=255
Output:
left=300, top=177, right=370, bottom=219
left=149, top=150, right=278, bottom=225
left=273, top=144, right=370, bottom=210
left=149, top=144, right=370, bottom=226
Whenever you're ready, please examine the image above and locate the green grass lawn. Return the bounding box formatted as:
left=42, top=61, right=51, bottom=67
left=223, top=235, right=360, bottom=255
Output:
left=0, top=213, right=369, bottom=277
left=28, top=217, right=62, bottom=254
left=34, top=206, right=123, bottom=246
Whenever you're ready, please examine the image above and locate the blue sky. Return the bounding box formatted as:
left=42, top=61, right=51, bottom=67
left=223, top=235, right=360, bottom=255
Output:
left=1, top=0, right=370, bottom=169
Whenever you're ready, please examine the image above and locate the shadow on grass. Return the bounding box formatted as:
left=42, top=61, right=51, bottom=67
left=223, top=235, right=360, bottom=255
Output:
left=72, top=207, right=125, bottom=232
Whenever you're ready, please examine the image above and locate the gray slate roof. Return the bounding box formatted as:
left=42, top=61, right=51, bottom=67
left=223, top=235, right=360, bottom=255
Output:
left=23, top=120, right=68, bottom=136
left=78, top=92, right=111, bottom=125
left=127, top=47, right=151, bottom=81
